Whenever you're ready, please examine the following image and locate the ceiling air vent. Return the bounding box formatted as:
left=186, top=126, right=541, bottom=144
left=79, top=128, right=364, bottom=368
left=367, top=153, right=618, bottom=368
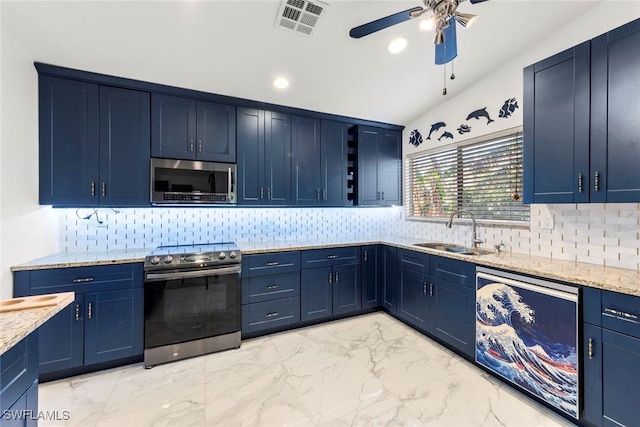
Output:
left=275, top=0, right=328, bottom=36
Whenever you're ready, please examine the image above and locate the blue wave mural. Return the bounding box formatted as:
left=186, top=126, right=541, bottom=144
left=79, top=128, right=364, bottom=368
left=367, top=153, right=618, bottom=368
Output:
left=476, top=275, right=579, bottom=418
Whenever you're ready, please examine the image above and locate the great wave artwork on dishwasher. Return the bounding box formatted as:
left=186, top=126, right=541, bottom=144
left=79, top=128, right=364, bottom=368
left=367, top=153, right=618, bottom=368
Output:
left=476, top=273, right=579, bottom=418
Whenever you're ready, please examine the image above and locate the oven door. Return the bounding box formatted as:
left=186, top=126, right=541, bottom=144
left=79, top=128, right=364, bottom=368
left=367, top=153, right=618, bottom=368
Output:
left=144, top=265, right=241, bottom=349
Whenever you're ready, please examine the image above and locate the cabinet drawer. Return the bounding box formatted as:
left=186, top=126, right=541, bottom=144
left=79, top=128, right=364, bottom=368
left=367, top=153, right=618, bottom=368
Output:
left=242, top=297, right=300, bottom=333
left=398, top=248, right=430, bottom=274
left=431, top=256, right=475, bottom=288
left=0, top=333, right=37, bottom=413
left=601, top=291, right=640, bottom=339
left=301, top=247, right=361, bottom=269
left=242, top=272, right=300, bottom=304
left=28, top=263, right=139, bottom=294
left=244, top=252, right=300, bottom=277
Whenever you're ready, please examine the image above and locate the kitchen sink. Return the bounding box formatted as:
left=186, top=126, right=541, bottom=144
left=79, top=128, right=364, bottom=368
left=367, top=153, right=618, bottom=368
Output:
left=413, top=242, right=492, bottom=256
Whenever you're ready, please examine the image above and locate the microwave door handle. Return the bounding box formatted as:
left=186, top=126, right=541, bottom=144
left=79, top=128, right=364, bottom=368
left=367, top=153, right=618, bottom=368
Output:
left=228, top=167, right=232, bottom=202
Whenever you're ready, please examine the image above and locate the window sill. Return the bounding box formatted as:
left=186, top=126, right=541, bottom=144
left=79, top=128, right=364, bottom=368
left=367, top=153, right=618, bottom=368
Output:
left=405, top=216, right=530, bottom=230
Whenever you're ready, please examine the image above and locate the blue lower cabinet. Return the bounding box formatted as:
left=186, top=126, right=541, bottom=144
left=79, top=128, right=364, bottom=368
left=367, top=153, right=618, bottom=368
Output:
left=242, top=272, right=300, bottom=305
left=583, top=323, right=603, bottom=426
left=242, top=297, right=300, bottom=334
left=84, top=288, right=143, bottom=365
left=382, top=246, right=398, bottom=313
left=333, top=263, right=361, bottom=315
left=1, top=333, right=38, bottom=427
left=301, top=267, right=333, bottom=321
left=361, top=245, right=381, bottom=309
left=4, top=381, right=39, bottom=427
left=430, top=278, right=475, bottom=358
left=38, top=295, right=85, bottom=374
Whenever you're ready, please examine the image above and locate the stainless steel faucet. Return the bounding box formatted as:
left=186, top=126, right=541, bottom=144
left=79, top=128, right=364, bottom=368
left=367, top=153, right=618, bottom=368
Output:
left=446, top=209, right=483, bottom=249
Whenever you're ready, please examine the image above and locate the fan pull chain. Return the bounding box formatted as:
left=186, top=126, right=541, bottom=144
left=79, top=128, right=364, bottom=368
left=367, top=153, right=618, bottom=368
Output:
left=442, top=64, right=447, bottom=96
left=450, top=60, right=456, bottom=80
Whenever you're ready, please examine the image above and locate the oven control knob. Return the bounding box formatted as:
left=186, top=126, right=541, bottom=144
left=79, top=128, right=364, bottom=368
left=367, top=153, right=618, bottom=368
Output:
left=163, top=255, right=173, bottom=264
left=229, top=251, right=237, bottom=259
left=218, top=252, right=227, bottom=260
left=150, top=256, right=160, bottom=265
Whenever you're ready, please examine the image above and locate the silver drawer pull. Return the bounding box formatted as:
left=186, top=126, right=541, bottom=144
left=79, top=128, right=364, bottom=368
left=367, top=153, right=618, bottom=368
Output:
left=327, top=255, right=339, bottom=259
left=266, top=312, right=279, bottom=318
left=266, top=261, right=280, bottom=267
left=88, top=302, right=93, bottom=319
left=603, top=308, right=639, bottom=323
left=266, top=284, right=279, bottom=290
left=73, top=277, right=94, bottom=283
left=75, top=303, right=80, bottom=321
left=588, top=338, right=594, bottom=360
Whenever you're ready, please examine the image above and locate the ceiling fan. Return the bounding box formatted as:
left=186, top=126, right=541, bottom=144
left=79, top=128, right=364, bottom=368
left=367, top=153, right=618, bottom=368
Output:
left=349, top=0, right=488, bottom=65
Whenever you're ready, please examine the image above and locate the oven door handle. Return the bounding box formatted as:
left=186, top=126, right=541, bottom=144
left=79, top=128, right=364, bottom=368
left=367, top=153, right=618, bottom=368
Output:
left=145, top=265, right=241, bottom=281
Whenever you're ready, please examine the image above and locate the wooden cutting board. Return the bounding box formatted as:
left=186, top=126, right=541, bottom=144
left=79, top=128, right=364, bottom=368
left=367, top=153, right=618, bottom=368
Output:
left=0, top=292, right=75, bottom=313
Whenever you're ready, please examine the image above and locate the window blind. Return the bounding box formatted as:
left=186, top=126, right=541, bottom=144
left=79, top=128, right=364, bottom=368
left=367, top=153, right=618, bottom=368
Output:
left=406, top=130, right=529, bottom=222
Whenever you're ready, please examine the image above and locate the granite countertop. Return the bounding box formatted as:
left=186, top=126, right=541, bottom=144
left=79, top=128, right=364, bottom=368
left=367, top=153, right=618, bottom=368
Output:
left=0, top=292, right=74, bottom=356
left=10, top=237, right=640, bottom=297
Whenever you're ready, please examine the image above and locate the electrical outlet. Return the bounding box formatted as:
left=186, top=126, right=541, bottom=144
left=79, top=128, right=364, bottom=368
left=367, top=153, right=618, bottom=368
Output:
left=541, top=215, right=554, bottom=230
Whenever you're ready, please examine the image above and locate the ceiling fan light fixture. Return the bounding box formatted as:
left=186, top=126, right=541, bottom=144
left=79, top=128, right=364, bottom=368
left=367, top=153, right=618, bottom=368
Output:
left=386, top=37, right=408, bottom=54
left=453, top=12, right=478, bottom=28
left=272, top=77, right=290, bottom=89
left=419, top=18, right=435, bottom=31
left=434, top=29, right=445, bottom=45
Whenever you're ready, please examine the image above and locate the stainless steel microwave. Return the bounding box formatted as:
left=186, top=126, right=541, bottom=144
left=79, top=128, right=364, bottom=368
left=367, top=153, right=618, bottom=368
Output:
left=150, top=158, right=236, bottom=204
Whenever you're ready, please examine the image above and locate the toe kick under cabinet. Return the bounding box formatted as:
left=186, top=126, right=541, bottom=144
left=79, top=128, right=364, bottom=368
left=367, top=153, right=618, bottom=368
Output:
left=13, top=264, right=144, bottom=379
left=241, top=251, right=301, bottom=335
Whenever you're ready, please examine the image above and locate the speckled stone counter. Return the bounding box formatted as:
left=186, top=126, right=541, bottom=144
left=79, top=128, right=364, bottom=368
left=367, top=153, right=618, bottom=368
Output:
left=10, top=237, right=640, bottom=297
left=0, top=293, right=74, bottom=356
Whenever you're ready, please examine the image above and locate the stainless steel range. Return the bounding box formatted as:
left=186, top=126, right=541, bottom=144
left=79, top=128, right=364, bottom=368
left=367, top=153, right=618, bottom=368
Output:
left=143, top=242, right=241, bottom=368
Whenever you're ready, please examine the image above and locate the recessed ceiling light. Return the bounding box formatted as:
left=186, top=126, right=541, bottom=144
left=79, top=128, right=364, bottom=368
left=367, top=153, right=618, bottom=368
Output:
left=386, top=37, right=408, bottom=54
left=272, top=77, right=290, bottom=89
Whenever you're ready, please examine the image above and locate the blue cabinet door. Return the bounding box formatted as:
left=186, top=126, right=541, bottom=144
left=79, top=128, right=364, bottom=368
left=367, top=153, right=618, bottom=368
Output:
left=237, top=108, right=266, bottom=204
left=320, top=120, right=349, bottom=206
left=265, top=111, right=292, bottom=205
left=382, top=246, right=398, bottom=313
left=357, top=126, right=380, bottom=206
left=37, top=295, right=85, bottom=374
left=378, top=129, right=401, bottom=205
left=39, top=76, right=99, bottom=206
left=523, top=42, right=590, bottom=204
left=333, top=263, right=361, bottom=315
left=292, top=116, right=322, bottom=205
left=151, top=94, right=196, bottom=160
left=99, top=86, right=150, bottom=206
left=196, top=101, right=236, bottom=163
left=601, top=329, right=640, bottom=427
left=431, top=278, right=475, bottom=357
left=361, top=245, right=381, bottom=309
left=301, top=267, right=333, bottom=321
left=397, top=249, right=430, bottom=330
left=591, top=19, right=640, bottom=203
left=84, top=288, right=143, bottom=365
left=583, top=323, right=603, bottom=426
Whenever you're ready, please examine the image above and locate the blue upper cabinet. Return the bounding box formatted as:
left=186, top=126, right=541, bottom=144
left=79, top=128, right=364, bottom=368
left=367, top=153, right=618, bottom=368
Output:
left=523, top=42, right=590, bottom=204
left=356, top=126, right=402, bottom=206
left=39, top=76, right=150, bottom=207
left=151, top=94, right=236, bottom=162
left=524, top=18, right=640, bottom=204
left=237, top=107, right=291, bottom=205
left=292, top=117, right=351, bottom=206
left=591, top=19, right=640, bottom=203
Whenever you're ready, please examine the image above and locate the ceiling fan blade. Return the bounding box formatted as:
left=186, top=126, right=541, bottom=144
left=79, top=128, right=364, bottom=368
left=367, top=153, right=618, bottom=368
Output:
left=435, top=22, right=458, bottom=65
left=469, top=0, right=489, bottom=4
left=349, top=7, right=423, bottom=39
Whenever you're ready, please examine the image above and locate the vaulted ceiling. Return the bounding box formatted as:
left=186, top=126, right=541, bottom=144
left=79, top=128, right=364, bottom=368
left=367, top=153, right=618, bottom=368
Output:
left=2, top=0, right=604, bottom=125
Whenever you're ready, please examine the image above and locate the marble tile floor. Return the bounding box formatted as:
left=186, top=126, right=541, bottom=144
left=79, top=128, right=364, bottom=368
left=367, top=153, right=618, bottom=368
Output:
left=39, top=313, right=576, bottom=427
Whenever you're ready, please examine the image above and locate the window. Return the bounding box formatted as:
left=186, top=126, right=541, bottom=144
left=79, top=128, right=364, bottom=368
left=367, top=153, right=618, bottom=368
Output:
left=406, top=128, right=529, bottom=222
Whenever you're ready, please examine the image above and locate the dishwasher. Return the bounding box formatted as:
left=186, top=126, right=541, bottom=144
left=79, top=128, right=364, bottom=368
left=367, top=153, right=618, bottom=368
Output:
left=475, top=267, right=579, bottom=420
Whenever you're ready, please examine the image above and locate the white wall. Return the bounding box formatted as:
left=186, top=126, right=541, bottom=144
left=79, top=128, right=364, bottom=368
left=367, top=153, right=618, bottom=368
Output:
left=400, top=1, right=640, bottom=271
left=0, top=21, right=59, bottom=299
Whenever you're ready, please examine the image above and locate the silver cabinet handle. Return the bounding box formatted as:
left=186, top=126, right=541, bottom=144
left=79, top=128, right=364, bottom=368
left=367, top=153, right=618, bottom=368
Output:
left=603, top=307, right=639, bottom=323
left=429, top=283, right=433, bottom=297
left=266, top=261, right=280, bottom=267
left=266, top=312, right=279, bottom=318
left=87, top=302, right=92, bottom=319
left=101, top=182, right=107, bottom=197
left=335, top=272, right=339, bottom=283
left=328, top=273, right=333, bottom=285
left=321, top=189, right=326, bottom=200
left=266, top=284, right=279, bottom=290
left=578, top=173, right=584, bottom=193
left=588, top=338, right=594, bottom=359
left=316, top=189, right=320, bottom=200
left=376, top=191, right=381, bottom=200
left=73, top=277, right=94, bottom=283
left=198, top=140, right=202, bottom=152
left=381, top=191, right=385, bottom=200
left=75, top=303, right=80, bottom=321
left=260, top=187, right=264, bottom=199
left=423, top=283, right=427, bottom=295
left=364, top=251, right=368, bottom=262
left=327, top=255, right=339, bottom=259
left=90, top=182, right=96, bottom=197
left=267, top=187, right=271, bottom=200
left=594, top=171, right=600, bottom=192
left=189, top=139, right=195, bottom=152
